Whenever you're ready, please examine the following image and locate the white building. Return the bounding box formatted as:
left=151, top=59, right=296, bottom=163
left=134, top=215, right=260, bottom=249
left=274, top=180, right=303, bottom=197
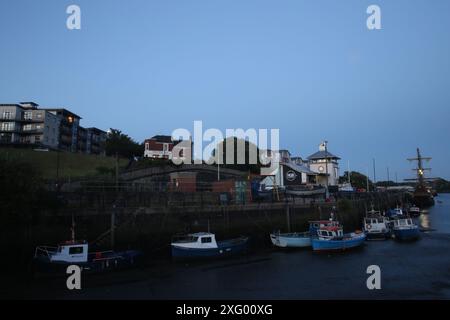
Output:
left=259, top=150, right=318, bottom=190
left=306, top=141, right=340, bottom=186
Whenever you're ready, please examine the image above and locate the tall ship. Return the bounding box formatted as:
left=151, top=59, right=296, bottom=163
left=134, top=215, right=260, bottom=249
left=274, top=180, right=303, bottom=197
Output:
left=406, top=148, right=435, bottom=208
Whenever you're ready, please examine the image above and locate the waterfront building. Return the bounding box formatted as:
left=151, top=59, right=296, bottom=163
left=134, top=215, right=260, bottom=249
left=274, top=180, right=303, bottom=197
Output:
left=307, top=141, right=340, bottom=186
left=259, top=150, right=318, bottom=190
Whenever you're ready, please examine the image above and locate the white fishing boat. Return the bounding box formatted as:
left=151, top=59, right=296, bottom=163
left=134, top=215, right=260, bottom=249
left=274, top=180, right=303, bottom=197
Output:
left=270, top=231, right=311, bottom=248
left=34, top=240, right=142, bottom=273
left=363, top=205, right=391, bottom=240
left=270, top=219, right=341, bottom=249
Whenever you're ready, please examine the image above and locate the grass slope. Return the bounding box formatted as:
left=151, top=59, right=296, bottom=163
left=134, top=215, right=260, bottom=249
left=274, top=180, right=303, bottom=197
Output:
left=0, top=147, right=128, bottom=179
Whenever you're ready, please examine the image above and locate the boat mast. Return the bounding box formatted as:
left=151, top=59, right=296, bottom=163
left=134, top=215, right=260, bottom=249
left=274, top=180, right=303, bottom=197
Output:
left=71, top=212, right=76, bottom=242
left=407, top=148, right=432, bottom=188
left=347, top=160, right=351, bottom=185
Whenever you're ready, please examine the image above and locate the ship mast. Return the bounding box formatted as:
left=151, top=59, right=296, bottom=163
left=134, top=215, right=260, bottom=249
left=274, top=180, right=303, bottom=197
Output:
left=406, top=148, right=432, bottom=188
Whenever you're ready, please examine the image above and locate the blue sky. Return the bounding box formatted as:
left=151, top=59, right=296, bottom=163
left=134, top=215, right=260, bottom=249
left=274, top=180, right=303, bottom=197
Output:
left=1, top=0, right=449, bottom=180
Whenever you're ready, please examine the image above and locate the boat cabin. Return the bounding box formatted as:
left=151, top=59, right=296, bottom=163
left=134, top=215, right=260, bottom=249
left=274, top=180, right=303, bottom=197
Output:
left=409, top=206, right=420, bottom=214
left=364, top=216, right=389, bottom=233
left=171, top=232, right=219, bottom=249
left=392, top=218, right=415, bottom=229
left=309, top=220, right=340, bottom=235
left=317, top=226, right=344, bottom=240
left=387, top=207, right=404, bottom=217
left=35, top=241, right=89, bottom=263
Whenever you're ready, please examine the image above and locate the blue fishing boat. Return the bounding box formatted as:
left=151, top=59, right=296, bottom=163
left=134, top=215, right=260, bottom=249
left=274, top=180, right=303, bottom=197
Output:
left=311, top=225, right=366, bottom=252
left=34, top=240, right=143, bottom=274
left=308, top=219, right=341, bottom=236
left=391, top=218, right=420, bottom=241
left=386, top=206, right=404, bottom=218
left=171, top=232, right=249, bottom=260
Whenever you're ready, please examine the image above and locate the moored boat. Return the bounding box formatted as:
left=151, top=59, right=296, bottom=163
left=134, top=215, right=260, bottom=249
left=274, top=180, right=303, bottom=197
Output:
left=311, top=225, right=366, bottom=252
left=171, top=232, right=249, bottom=260
left=308, top=219, right=341, bottom=235
left=270, top=231, right=311, bottom=248
left=363, top=206, right=391, bottom=240
left=408, top=205, right=421, bottom=217
left=270, top=220, right=340, bottom=249
left=386, top=206, right=405, bottom=218
left=391, top=218, right=420, bottom=241
left=33, top=240, right=143, bottom=274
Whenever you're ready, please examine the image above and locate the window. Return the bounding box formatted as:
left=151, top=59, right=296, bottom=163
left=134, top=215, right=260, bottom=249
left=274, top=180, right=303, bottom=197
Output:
left=23, top=124, right=32, bottom=131
left=1, top=122, right=14, bottom=131
left=35, top=135, right=41, bottom=142
left=24, top=111, right=32, bottom=120
left=145, top=143, right=149, bottom=150
left=201, top=237, right=212, bottom=243
left=69, top=246, right=84, bottom=254
left=163, top=143, right=169, bottom=152
left=0, top=133, right=12, bottom=142
left=2, top=111, right=12, bottom=119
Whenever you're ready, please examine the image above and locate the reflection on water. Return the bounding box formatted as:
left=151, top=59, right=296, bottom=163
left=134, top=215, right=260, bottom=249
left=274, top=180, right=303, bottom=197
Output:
left=419, top=214, right=430, bottom=229
left=424, top=193, right=450, bottom=233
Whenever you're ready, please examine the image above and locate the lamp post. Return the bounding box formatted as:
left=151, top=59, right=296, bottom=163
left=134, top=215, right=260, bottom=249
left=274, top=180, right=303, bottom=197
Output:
left=324, top=140, right=329, bottom=199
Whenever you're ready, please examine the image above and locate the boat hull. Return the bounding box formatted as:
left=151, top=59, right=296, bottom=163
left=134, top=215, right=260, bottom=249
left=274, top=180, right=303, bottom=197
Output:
left=409, top=211, right=421, bottom=218
left=270, top=233, right=311, bottom=248
left=393, top=227, right=420, bottom=241
left=33, top=250, right=143, bottom=274
left=311, top=233, right=366, bottom=252
left=365, top=231, right=391, bottom=240
left=171, top=237, right=249, bottom=260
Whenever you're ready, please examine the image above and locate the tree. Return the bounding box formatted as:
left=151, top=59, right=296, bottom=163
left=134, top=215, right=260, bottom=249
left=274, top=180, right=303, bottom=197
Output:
left=432, top=178, right=450, bottom=193
left=210, top=137, right=263, bottom=173
left=105, top=128, right=143, bottom=159
left=339, top=171, right=374, bottom=191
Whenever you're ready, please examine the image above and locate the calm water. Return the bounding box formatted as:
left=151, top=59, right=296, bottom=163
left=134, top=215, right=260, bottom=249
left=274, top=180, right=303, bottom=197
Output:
left=17, top=194, right=450, bottom=299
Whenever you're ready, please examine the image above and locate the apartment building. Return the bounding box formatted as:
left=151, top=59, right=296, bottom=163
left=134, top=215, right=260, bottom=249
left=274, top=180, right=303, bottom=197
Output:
left=0, top=102, right=106, bottom=154
left=0, top=102, right=60, bottom=148
left=45, top=108, right=82, bottom=152
left=85, top=127, right=107, bottom=155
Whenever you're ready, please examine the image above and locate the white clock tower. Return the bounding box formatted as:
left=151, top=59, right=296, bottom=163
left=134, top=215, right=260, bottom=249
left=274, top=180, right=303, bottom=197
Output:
left=307, top=141, right=340, bottom=186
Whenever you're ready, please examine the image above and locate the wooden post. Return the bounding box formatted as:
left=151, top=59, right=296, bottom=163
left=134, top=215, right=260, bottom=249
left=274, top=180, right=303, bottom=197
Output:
left=111, top=205, right=116, bottom=250
left=115, top=152, right=119, bottom=191
left=286, top=204, right=291, bottom=233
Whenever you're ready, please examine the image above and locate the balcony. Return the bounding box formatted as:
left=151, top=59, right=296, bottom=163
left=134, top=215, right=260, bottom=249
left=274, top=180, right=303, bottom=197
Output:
left=22, top=128, right=44, bottom=134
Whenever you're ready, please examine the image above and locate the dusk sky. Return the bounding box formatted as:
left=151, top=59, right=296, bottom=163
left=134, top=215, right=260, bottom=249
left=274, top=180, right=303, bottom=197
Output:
left=1, top=0, right=449, bottom=180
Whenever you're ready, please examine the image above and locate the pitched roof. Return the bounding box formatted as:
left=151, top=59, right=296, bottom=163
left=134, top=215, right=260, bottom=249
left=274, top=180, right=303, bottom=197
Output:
left=307, top=150, right=340, bottom=160
left=283, top=162, right=318, bottom=175
left=148, top=135, right=174, bottom=143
